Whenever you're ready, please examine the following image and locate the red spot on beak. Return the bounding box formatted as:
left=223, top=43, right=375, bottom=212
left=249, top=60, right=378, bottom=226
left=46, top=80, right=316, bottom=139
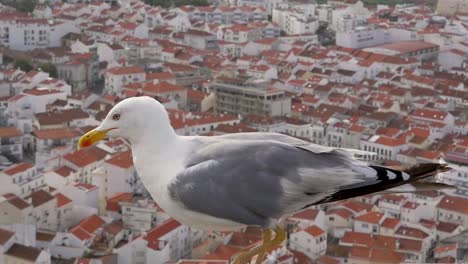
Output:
left=82, top=139, right=92, bottom=148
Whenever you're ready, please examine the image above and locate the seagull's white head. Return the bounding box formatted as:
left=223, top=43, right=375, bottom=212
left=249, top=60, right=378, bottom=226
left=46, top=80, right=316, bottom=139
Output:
left=78, top=96, right=175, bottom=149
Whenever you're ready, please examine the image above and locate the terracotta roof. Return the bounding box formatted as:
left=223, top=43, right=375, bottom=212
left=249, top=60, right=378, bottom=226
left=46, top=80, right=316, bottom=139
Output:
left=54, top=166, right=75, bottom=178
left=106, top=192, right=133, bottom=212
left=349, top=246, right=404, bottom=263
left=381, top=218, right=400, bottom=229
left=74, top=183, right=97, bottom=192
left=0, top=228, right=14, bottom=245
left=341, top=232, right=372, bottom=247
left=72, top=214, right=105, bottom=235
left=291, top=209, right=320, bottom=221
left=372, top=41, right=438, bottom=54
left=412, top=109, right=448, bottom=121
left=437, top=195, right=468, bottom=215
left=340, top=200, right=370, bottom=213
left=303, top=225, right=325, bottom=237
left=395, top=226, right=429, bottom=239
left=5, top=243, right=42, bottom=262
left=434, top=244, right=457, bottom=254
left=145, top=219, right=181, bottom=249
left=327, top=208, right=353, bottom=219
left=23, top=88, right=62, bottom=96
left=33, top=128, right=81, bottom=139
left=56, top=193, right=72, bottom=208
left=398, top=238, right=422, bottom=252
left=0, top=127, right=22, bottom=138
left=36, top=231, right=55, bottom=242
left=105, top=151, right=133, bottom=169
left=2, top=193, right=30, bottom=210
left=63, top=146, right=108, bottom=168
left=35, top=108, right=89, bottom=126
left=104, top=221, right=123, bottom=235
left=437, top=221, right=459, bottom=233
left=3, top=162, right=34, bottom=176
left=107, top=66, right=145, bottom=75
left=355, top=211, right=385, bottom=224
left=27, top=190, right=54, bottom=208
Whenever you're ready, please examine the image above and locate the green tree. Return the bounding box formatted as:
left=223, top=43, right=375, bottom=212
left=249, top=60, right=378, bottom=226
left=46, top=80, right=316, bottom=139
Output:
left=2, top=55, right=14, bottom=65
left=0, top=0, right=37, bottom=13
left=38, top=63, right=58, bottom=78
left=14, top=59, right=33, bottom=72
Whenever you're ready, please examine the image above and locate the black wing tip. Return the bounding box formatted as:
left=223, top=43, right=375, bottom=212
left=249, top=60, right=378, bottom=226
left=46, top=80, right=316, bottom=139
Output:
left=403, top=163, right=452, bottom=178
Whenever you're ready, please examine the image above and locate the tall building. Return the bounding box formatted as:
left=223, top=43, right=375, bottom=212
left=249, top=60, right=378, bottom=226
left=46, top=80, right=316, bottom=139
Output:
left=211, top=77, right=291, bottom=117
left=436, top=0, right=468, bottom=16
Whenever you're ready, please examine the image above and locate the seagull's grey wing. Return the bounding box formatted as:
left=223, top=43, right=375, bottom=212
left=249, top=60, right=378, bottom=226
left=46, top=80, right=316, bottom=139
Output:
left=168, top=139, right=376, bottom=227
left=215, top=132, right=374, bottom=158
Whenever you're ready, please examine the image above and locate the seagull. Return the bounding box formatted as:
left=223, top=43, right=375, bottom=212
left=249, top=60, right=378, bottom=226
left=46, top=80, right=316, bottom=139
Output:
left=78, top=96, right=450, bottom=264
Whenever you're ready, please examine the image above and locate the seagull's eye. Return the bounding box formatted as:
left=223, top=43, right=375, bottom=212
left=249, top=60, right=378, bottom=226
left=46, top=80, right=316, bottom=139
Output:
left=112, top=113, right=121, bottom=121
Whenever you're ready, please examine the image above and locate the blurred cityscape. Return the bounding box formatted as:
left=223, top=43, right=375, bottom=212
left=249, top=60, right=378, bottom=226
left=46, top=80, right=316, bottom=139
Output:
left=0, top=0, right=467, bottom=263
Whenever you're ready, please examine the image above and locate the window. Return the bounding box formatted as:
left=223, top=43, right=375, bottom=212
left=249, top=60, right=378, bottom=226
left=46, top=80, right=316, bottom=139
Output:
left=362, top=223, right=368, bottom=228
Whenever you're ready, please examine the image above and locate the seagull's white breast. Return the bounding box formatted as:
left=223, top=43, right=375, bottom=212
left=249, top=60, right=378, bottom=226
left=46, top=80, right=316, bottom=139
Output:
left=131, top=139, right=246, bottom=231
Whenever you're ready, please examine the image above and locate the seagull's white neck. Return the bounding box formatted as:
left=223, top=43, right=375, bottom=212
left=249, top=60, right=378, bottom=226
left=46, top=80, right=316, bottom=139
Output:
left=130, top=128, right=178, bottom=152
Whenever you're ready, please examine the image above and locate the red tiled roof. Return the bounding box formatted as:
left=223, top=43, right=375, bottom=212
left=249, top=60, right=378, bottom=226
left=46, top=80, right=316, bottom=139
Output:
left=327, top=208, right=353, bottom=219
left=0, top=127, right=22, bottom=138
left=0, top=228, right=14, bottom=245
left=342, top=232, right=372, bottom=247
left=74, top=214, right=105, bottom=234
left=355, top=211, right=385, bottom=224
left=2, top=193, right=30, bottom=210
left=63, top=146, right=107, bottom=168
left=412, top=109, right=448, bottom=121
left=303, top=225, right=325, bottom=237
left=27, top=190, right=54, bottom=208
left=54, top=166, right=75, bottom=178
left=3, top=162, right=34, bottom=176
left=105, top=151, right=133, bottom=169
left=56, top=193, right=72, bottom=208
left=381, top=218, right=400, bottom=229
left=74, top=183, right=97, bottom=192
left=106, top=192, right=133, bottom=212
left=33, top=128, right=81, bottom=139
left=291, top=209, right=319, bottom=221
left=437, top=195, right=468, bottom=214
left=145, top=219, right=182, bottom=250
left=395, top=226, right=429, bottom=239
left=106, top=66, right=145, bottom=75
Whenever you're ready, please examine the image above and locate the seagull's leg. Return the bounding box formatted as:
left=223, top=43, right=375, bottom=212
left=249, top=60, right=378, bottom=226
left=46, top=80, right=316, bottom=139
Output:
left=255, top=229, right=272, bottom=264
left=233, top=228, right=273, bottom=264
left=262, top=225, right=287, bottom=252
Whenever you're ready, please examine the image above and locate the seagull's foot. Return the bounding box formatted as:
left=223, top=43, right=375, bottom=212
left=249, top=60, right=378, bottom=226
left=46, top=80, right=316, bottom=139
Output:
left=233, top=226, right=286, bottom=264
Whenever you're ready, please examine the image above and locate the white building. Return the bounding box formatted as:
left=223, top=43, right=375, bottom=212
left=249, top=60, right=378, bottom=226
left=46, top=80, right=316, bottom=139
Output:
left=272, top=7, right=319, bottom=35
left=0, top=18, right=79, bottom=51
left=144, top=219, right=191, bottom=263
left=437, top=195, right=468, bottom=228
left=336, top=26, right=418, bottom=49
left=289, top=225, right=327, bottom=260
left=120, top=198, right=169, bottom=234
left=105, top=66, right=146, bottom=94
left=0, top=162, right=45, bottom=198
left=354, top=211, right=386, bottom=234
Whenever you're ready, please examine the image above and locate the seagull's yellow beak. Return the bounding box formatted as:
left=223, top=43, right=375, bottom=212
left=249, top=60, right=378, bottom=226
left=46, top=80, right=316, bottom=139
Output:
left=77, top=128, right=111, bottom=150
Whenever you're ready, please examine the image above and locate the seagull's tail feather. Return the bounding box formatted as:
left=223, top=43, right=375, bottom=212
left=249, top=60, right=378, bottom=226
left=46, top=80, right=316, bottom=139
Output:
left=312, top=163, right=451, bottom=206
